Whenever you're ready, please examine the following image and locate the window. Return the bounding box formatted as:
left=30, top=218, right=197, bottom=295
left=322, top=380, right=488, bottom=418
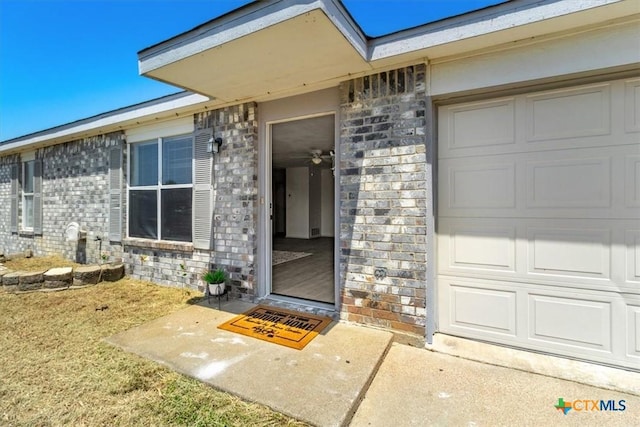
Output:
left=22, top=160, right=35, bottom=230
left=128, top=135, right=192, bottom=242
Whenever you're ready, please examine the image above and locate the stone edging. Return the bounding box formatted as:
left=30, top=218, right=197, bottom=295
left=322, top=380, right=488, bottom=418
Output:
left=0, top=263, right=125, bottom=293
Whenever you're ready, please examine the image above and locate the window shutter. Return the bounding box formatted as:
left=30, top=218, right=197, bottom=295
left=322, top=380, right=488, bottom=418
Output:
left=10, top=163, right=18, bottom=233
left=109, top=145, right=123, bottom=242
left=33, top=159, right=43, bottom=234
left=193, top=128, right=213, bottom=250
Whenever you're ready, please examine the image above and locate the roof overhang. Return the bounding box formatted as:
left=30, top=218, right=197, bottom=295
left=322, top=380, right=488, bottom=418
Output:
left=0, top=92, right=214, bottom=155
left=138, top=0, right=639, bottom=100
left=138, top=0, right=371, bottom=102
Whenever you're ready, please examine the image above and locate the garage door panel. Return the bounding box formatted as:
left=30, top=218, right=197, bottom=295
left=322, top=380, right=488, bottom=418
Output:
left=625, top=78, right=640, bottom=133
left=450, top=227, right=515, bottom=272
left=447, top=162, right=515, bottom=209
left=526, top=157, right=611, bottom=208
left=526, top=83, right=611, bottom=142
left=626, top=155, right=640, bottom=207
left=528, top=227, right=610, bottom=279
left=529, top=294, right=611, bottom=351
left=438, top=219, right=518, bottom=275
left=441, top=279, right=517, bottom=336
left=442, top=98, right=516, bottom=153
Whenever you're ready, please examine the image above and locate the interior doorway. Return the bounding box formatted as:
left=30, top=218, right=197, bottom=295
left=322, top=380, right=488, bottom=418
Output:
left=269, top=114, right=336, bottom=304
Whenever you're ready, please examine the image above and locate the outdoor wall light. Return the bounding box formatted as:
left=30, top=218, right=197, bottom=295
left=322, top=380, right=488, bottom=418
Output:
left=207, top=137, right=223, bottom=154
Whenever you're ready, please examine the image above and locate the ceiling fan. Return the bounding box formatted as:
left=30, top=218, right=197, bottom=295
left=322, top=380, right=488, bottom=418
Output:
left=309, top=149, right=334, bottom=165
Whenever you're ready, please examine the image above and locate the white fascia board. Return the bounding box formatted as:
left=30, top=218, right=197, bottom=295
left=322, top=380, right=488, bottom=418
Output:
left=319, top=0, right=368, bottom=58
left=368, top=0, right=628, bottom=61
left=138, top=0, right=368, bottom=75
left=0, top=93, right=210, bottom=155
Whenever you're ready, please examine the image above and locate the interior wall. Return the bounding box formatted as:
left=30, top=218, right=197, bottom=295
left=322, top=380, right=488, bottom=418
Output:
left=285, top=166, right=309, bottom=238
left=320, top=168, right=335, bottom=237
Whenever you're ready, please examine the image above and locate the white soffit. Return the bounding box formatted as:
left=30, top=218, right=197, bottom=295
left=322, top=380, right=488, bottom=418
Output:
left=143, top=8, right=371, bottom=102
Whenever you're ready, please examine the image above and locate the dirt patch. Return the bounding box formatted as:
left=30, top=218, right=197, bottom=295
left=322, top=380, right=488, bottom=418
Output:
left=3, top=254, right=81, bottom=272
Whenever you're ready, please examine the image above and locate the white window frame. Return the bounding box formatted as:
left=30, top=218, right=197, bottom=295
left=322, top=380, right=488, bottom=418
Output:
left=21, top=152, right=36, bottom=231
left=127, top=134, right=194, bottom=242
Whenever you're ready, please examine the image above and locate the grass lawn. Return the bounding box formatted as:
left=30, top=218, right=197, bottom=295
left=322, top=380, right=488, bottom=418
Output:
left=0, top=265, right=307, bottom=427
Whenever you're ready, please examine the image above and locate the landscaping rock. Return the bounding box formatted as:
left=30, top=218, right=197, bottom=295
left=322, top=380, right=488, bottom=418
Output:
left=18, top=270, right=46, bottom=291
left=101, top=263, right=124, bottom=282
left=2, top=271, right=22, bottom=286
left=44, top=267, right=73, bottom=289
left=1, top=269, right=18, bottom=292
left=73, top=265, right=102, bottom=286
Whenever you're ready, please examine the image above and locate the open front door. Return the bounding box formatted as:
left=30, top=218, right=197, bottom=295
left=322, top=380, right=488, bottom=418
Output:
left=266, top=114, right=336, bottom=305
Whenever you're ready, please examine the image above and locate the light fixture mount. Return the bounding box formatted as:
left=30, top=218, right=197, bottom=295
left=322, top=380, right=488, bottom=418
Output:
left=207, top=137, right=223, bottom=153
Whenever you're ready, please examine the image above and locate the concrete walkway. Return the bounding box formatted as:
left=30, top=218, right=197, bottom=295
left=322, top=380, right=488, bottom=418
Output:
left=107, top=302, right=640, bottom=427
left=106, top=301, right=392, bottom=427
left=352, top=343, right=640, bottom=427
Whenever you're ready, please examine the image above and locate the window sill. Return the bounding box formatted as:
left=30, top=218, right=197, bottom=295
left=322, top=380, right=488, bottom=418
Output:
left=123, top=238, right=194, bottom=253
left=18, top=230, right=35, bottom=238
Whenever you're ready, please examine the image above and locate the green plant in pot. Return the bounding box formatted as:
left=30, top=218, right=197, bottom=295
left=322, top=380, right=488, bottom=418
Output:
left=202, top=268, right=227, bottom=296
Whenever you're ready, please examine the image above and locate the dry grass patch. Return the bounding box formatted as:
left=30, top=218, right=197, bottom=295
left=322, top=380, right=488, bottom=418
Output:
left=0, top=276, right=307, bottom=427
left=3, top=254, right=81, bottom=272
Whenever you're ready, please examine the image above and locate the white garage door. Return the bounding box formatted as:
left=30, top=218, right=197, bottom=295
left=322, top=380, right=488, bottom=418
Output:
left=437, top=77, right=640, bottom=370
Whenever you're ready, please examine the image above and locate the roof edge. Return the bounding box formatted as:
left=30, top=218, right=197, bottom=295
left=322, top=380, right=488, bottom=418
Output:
left=368, top=0, right=629, bottom=61
left=0, top=91, right=210, bottom=154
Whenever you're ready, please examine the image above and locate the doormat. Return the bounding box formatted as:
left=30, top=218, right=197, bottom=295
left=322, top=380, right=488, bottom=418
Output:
left=217, top=305, right=332, bottom=350
left=272, top=250, right=313, bottom=266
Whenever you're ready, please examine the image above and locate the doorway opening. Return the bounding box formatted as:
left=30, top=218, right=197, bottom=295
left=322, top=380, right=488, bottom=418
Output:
left=269, top=114, right=335, bottom=304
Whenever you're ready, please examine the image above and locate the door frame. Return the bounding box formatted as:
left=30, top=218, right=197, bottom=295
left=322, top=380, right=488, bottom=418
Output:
left=257, top=102, right=340, bottom=310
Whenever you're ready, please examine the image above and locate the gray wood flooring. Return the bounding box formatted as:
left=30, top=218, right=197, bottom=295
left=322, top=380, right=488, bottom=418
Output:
left=271, top=237, right=334, bottom=304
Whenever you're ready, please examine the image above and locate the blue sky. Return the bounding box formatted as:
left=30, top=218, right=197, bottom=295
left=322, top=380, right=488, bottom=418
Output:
left=0, top=0, right=505, bottom=142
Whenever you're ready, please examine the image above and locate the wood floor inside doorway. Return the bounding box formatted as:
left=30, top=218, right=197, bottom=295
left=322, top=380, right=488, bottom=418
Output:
left=272, top=237, right=334, bottom=304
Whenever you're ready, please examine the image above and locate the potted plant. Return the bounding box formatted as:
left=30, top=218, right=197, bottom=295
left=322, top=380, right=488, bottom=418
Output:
left=202, top=268, right=227, bottom=296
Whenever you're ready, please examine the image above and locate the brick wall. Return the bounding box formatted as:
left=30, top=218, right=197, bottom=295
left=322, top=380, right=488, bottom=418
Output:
left=0, top=133, right=125, bottom=263
left=195, top=102, right=259, bottom=299
left=339, top=64, right=428, bottom=336
left=121, top=241, right=209, bottom=290
left=2, top=103, right=260, bottom=297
